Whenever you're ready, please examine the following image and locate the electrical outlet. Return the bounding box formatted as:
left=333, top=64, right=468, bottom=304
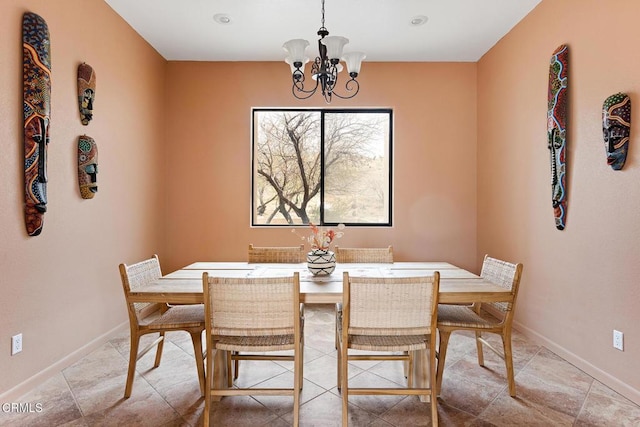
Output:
left=11, top=333, right=23, bottom=355
left=613, top=330, right=624, bottom=351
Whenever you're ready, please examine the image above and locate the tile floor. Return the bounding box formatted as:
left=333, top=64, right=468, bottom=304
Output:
left=1, top=305, right=639, bottom=426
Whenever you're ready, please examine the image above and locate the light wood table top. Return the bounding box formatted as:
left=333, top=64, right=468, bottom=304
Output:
left=129, top=262, right=510, bottom=305
left=182, top=261, right=460, bottom=270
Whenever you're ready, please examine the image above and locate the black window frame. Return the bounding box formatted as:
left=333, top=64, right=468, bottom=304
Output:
left=251, top=107, right=393, bottom=227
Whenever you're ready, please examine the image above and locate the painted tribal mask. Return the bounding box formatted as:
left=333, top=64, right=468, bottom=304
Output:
left=602, top=93, right=631, bottom=170
left=77, top=63, right=96, bottom=125
left=78, top=135, right=98, bottom=199
left=23, top=12, right=51, bottom=236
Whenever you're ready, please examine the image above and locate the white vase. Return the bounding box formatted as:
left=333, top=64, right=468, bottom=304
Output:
left=307, top=249, right=336, bottom=276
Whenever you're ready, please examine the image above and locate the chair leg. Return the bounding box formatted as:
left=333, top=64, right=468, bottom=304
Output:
left=124, top=334, right=140, bottom=398
left=334, top=304, right=340, bottom=350
left=436, top=331, right=451, bottom=395
left=190, top=331, right=206, bottom=396
left=341, top=346, right=349, bottom=425
left=407, top=351, right=414, bottom=388
left=203, top=340, right=214, bottom=427
left=234, top=352, right=239, bottom=380
left=210, top=345, right=227, bottom=401
left=227, top=351, right=233, bottom=388
left=502, top=332, right=516, bottom=397
left=403, top=351, right=409, bottom=379
left=300, top=335, right=305, bottom=391
left=154, top=332, right=165, bottom=367
left=475, top=331, right=485, bottom=366
left=336, top=337, right=342, bottom=391
left=293, top=341, right=302, bottom=427
left=416, top=350, right=428, bottom=401
left=429, top=340, right=438, bottom=427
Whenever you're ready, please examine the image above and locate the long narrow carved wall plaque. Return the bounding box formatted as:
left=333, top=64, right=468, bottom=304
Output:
left=602, top=93, right=631, bottom=170
left=78, top=135, right=98, bottom=199
left=77, top=63, right=95, bottom=125
left=547, top=44, right=568, bottom=231
left=23, top=12, right=51, bottom=236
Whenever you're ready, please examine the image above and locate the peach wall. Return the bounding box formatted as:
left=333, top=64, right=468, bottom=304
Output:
left=0, top=0, right=166, bottom=396
left=478, top=0, right=640, bottom=404
left=163, top=62, right=478, bottom=273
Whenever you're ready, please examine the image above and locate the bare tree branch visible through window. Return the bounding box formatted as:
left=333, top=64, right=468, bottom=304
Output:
left=253, top=109, right=392, bottom=226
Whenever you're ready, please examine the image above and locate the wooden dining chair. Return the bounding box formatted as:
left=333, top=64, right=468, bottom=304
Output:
left=202, top=272, right=304, bottom=427
left=338, top=272, right=440, bottom=426
left=248, top=244, right=305, bottom=263
left=334, top=245, right=395, bottom=349
left=334, top=245, right=394, bottom=263
left=436, top=255, right=524, bottom=397
left=118, top=255, right=206, bottom=398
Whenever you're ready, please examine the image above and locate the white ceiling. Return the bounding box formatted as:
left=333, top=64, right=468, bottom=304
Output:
left=104, top=0, right=541, bottom=62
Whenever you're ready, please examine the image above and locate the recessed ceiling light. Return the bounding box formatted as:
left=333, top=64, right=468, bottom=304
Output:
left=410, top=15, right=428, bottom=26
left=213, top=13, right=231, bottom=24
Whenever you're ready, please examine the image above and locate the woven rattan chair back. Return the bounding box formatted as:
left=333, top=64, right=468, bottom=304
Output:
left=120, top=255, right=163, bottom=324
left=205, top=275, right=297, bottom=336
left=248, top=244, right=305, bottom=263
left=335, top=246, right=394, bottom=263
left=480, top=255, right=522, bottom=315
left=347, top=275, right=436, bottom=336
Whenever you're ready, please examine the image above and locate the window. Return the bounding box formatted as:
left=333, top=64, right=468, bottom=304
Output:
left=252, top=108, right=392, bottom=227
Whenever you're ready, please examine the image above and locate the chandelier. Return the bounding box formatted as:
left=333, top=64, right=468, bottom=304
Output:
left=282, top=0, right=365, bottom=103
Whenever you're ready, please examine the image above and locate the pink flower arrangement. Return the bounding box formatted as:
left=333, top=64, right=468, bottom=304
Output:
left=293, top=222, right=345, bottom=251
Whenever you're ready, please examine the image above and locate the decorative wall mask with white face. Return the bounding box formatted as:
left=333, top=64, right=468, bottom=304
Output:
left=602, top=92, right=631, bottom=170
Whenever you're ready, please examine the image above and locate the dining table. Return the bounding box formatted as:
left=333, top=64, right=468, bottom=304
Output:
left=128, top=261, right=511, bottom=305
left=128, top=261, right=512, bottom=401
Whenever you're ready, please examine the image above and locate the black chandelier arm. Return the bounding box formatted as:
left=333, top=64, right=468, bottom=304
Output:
left=290, top=71, right=359, bottom=102
left=326, top=76, right=360, bottom=100
left=291, top=72, right=320, bottom=100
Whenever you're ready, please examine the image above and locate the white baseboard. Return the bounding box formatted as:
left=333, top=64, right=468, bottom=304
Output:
left=0, top=321, right=129, bottom=402
left=514, top=320, right=640, bottom=406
